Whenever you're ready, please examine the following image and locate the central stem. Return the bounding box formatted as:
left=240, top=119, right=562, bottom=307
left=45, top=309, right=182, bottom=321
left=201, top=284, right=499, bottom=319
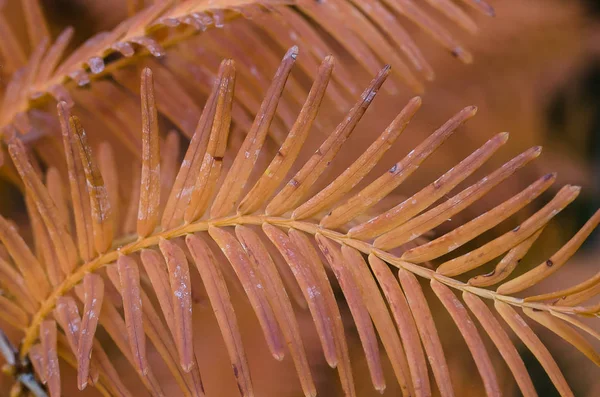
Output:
left=19, top=214, right=579, bottom=358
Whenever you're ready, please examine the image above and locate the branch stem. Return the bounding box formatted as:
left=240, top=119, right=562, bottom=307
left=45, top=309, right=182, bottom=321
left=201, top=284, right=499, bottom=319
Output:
left=19, top=214, right=581, bottom=358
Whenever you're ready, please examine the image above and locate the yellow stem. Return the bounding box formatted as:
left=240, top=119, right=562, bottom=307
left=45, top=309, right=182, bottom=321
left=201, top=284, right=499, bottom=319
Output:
left=19, top=214, right=583, bottom=358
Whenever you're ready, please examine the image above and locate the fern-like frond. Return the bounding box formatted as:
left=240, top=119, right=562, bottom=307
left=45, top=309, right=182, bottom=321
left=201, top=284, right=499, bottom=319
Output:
left=0, top=0, right=495, bottom=148
left=1, top=49, right=598, bottom=397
